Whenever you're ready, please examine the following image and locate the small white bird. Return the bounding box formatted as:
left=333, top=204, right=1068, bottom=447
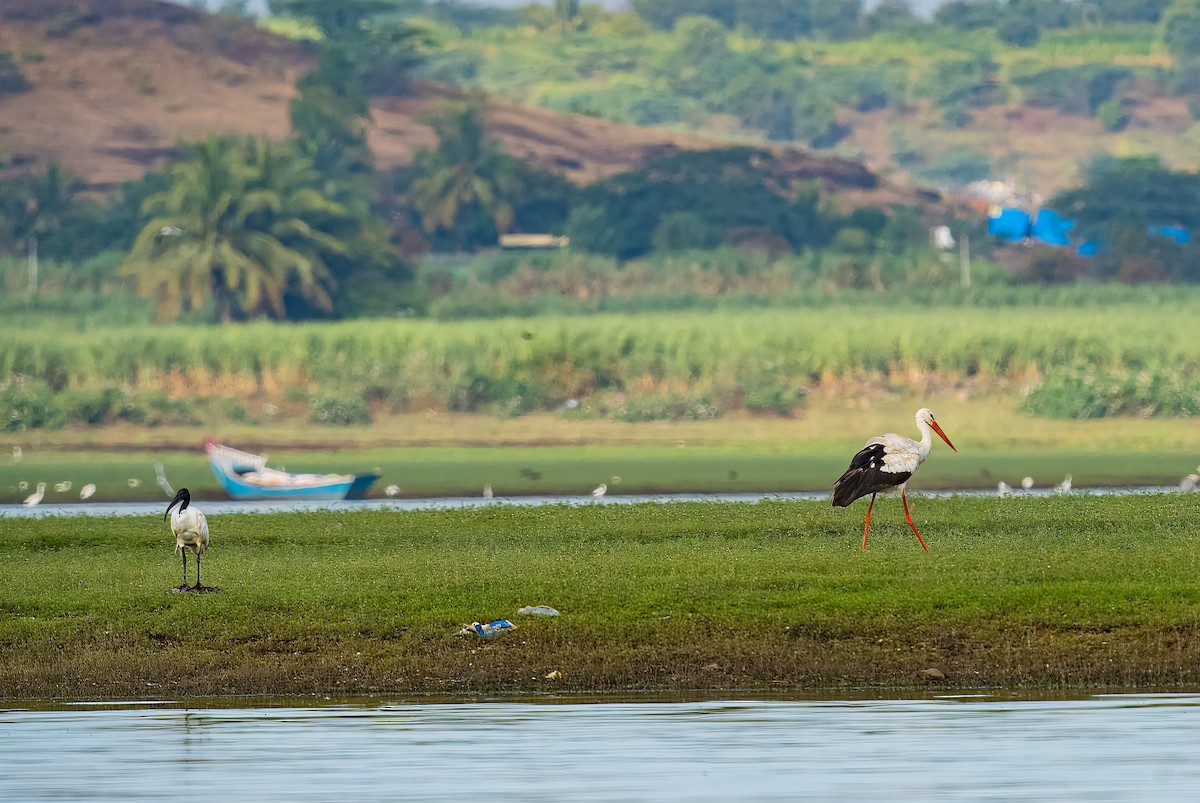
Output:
left=54, top=480, right=72, bottom=493
left=997, top=481, right=1013, bottom=498
left=80, top=483, right=96, bottom=500
left=1056, top=475, right=1072, bottom=493
left=1021, top=476, right=1034, bottom=490
left=128, top=478, right=141, bottom=488
left=18, top=480, right=28, bottom=492
left=385, top=484, right=400, bottom=497
left=165, top=488, right=210, bottom=592
left=1181, top=474, right=1199, bottom=493
left=154, top=462, right=174, bottom=497
left=23, top=482, right=45, bottom=506
left=11, top=446, right=22, bottom=463
left=592, top=483, right=607, bottom=497
left=154, top=225, right=184, bottom=242
left=483, top=484, right=494, bottom=500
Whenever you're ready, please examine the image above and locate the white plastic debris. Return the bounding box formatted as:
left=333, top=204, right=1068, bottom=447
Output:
left=517, top=605, right=560, bottom=616
left=459, top=620, right=515, bottom=639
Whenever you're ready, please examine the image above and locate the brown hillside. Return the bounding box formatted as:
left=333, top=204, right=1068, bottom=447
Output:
left=0, top=0, right=930, bottom=210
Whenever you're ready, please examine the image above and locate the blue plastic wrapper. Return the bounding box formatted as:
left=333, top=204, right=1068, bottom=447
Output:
left=459, top=620, right=515, bottom=639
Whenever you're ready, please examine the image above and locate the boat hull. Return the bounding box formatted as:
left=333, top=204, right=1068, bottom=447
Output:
left=205, top=441, right=380, bottom=501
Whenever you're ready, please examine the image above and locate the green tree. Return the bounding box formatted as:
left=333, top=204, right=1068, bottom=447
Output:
left=0, top=164, right=99, bottom=265
left=1050, top=156, right=1200, bottom=234
left=122, top=136, right=352, bottom=323
left=566, top=147, right=835, bottom=260
left=1163, top=2, right=1200, bottom=62
left=274, top=0, right=428, bottom=177
left=1050, top=156, right=1200, bottom=282
left=406, top=103, right=519, bottom=250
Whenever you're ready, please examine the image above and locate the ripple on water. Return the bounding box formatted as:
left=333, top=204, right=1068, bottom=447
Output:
left=3, top=693, right=1200, bottom=801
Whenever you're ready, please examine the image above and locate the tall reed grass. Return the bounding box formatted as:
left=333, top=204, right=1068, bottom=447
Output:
left=3, top=297, right=1198, bottom=425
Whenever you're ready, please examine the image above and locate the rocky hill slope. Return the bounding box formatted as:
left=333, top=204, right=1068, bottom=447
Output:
left=0, top=0, right=931, bottom=210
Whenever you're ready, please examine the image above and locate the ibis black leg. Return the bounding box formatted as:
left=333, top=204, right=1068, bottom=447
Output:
left=195, top=554, right=201, bottom=589
left=172, top=551, right=190, bottom=592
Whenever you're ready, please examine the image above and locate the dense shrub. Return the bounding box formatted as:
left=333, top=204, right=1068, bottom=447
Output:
left=1023, top=366, right=1200, bottom=419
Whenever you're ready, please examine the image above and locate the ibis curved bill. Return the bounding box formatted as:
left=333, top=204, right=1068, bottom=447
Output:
left=165, top=487, right=210, bottom=591
left=831, top=408, right=957, bottom=552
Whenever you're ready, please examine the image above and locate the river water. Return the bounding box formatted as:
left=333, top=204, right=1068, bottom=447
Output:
left=0, top=486, right=1182, bottom=519
left=2, top=693, right=1198, bottom=801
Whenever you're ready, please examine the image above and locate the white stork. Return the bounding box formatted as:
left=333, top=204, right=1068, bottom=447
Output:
left=164, top=487, right=210, bottom=591
left=832, top=408, right=957, bottom=552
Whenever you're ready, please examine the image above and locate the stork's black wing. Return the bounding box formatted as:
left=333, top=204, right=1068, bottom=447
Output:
left=831, top=442, right=912, bottom=507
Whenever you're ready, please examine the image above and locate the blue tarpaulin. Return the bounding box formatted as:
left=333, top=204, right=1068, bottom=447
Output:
left=1148, top=224, right=1191, bottom=244
left=988, top=207, right=1192, bottom=256
left=987, top=207, right=1031, bottom=241
left=1030, top=209, right=1075, bottom=246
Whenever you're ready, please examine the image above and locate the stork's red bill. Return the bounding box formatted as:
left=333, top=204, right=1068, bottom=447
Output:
left=832, top=408, right=957, bottom=552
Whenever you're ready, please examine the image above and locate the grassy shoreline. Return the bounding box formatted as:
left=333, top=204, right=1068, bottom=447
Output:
left=6, top=396, right=1200, bottom=504
left=4, top=495, right=1200, bottom=700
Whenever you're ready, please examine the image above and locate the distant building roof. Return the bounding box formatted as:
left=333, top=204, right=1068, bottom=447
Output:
left=499, top=234, right=569, bottom=249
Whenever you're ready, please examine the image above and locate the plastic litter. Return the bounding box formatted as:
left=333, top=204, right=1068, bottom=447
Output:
left=459, top=620, right=515, bottom=639
left=517, top=605, right=560, bottom=616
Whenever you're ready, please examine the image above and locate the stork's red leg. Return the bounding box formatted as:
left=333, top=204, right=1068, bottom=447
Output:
left=862, top=493, right=876, bottom=552
left=901, top=490, right=929, bottom=552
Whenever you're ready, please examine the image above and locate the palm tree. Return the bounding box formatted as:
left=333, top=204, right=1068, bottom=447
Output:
left=408, top=102, right=518, bottom=249
left=122, top=136, right=351, bottom=322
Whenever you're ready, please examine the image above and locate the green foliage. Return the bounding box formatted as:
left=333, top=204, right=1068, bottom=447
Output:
left=566, top=148, right=835, bottom=259
left=924, top=52, right=1002, bottom=112
left=996, top=16, right=1040, bottom=47
left=6, top=291, right=1200, bottom=426
left=1011, top=64, right=1132, bottom=116
left=1, top=376, right=64, bottom=431
left=308, top=393, right=373, bottom=425
left=1094, top=0, right=1170, bottom=24
left=812, top=63, right=907, bottom=112
left=404, top=101, right=520, bottom=250
left=0, top=377, right=199, bottom=431
left=1023, top=365, right=1200, bottom=419
left=122, top=136, right=358, bottom=322
left=1050, top=158, right=1200, bottom=274
left=1096, top=99, right=1130, bottom=131
left=0, top=51, right=30, bottom=93
left=1163, top=4, right=1200, bottom=62
left=906, top=146, right=992, bottom=187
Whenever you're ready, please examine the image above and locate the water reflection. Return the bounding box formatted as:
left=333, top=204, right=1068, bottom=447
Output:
left=3, top=693, right=1199, bottom=800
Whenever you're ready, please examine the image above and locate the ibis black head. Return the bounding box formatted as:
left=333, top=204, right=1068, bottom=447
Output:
left=164, top=488, right=191, bottom=521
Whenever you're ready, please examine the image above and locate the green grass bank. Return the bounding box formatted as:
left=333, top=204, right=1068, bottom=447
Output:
left=4, top=494, right=1200, bottom=700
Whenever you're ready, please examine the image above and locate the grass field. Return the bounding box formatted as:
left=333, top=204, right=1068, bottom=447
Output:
left=5, top=393, right=1200, bottom=504
left=5, top=397, right=1200, bottom=503
left=3, top=493, right=1200, bottom=700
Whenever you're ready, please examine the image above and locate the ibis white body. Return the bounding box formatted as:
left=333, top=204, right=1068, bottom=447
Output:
left=170, top=505, right=209, bottom=559
left=165, top=488, right=209, bottom=589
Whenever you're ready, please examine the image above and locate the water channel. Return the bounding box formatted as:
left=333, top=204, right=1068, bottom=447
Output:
left=0, top=485, right=1182, bottom=519
left=3, top=693, right=1199, bottom=800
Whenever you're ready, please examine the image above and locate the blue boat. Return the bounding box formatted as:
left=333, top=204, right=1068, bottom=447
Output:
left=205, top=439, right=380, bottom=501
